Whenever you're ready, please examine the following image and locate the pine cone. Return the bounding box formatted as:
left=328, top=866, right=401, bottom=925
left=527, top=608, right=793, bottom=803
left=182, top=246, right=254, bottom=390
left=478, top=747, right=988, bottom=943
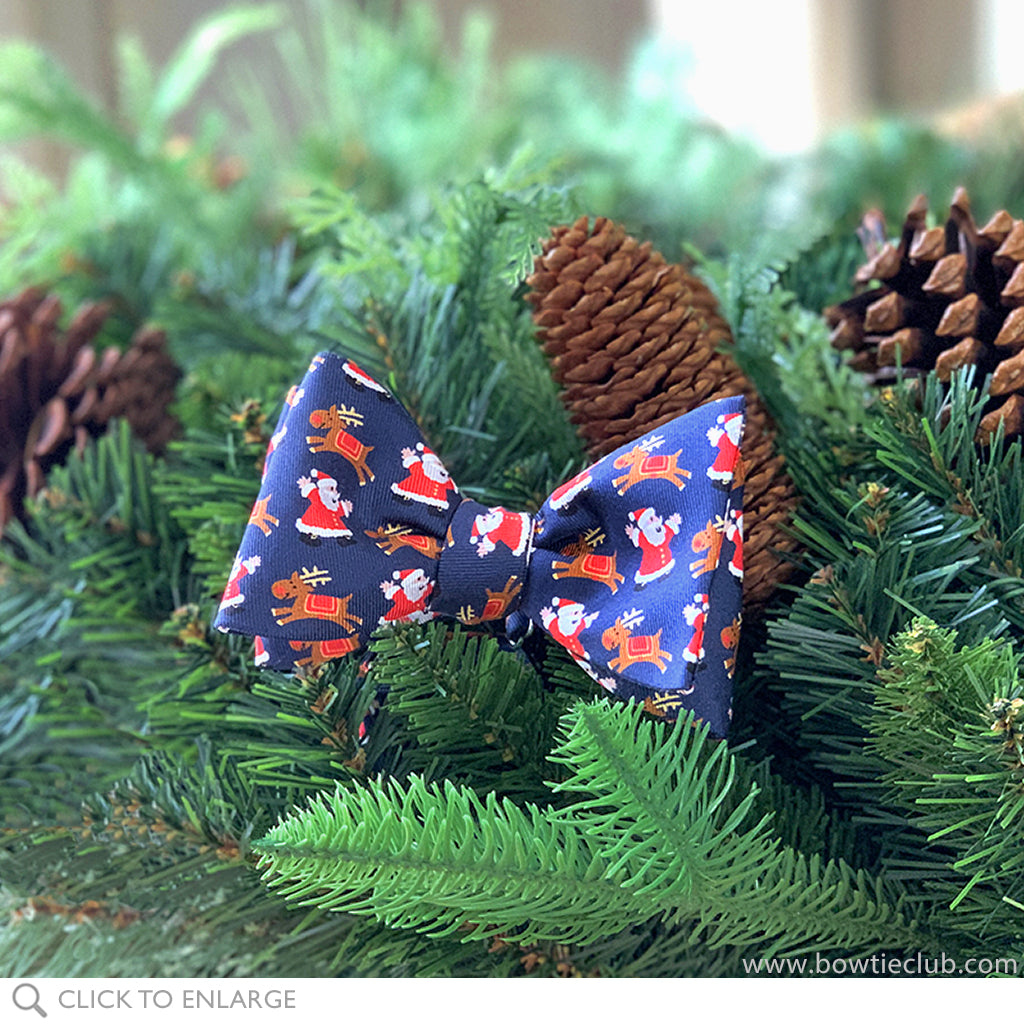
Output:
left=827, top=187, right=1024, bottom=441
left=526, top=215, right=798, bottom=608
left=0, top=288, right=181, bottom=533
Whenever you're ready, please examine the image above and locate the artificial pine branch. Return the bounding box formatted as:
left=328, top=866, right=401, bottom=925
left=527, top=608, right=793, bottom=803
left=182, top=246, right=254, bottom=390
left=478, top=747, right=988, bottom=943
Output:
left=1, top=755, right=438, bottom=977
left=365, top=622, right=573, bottom=803
left=256, top=700, right=919, bottom=958
left=256, top=772, right=654, bottom=946
left=288, top=177, right=582, bottom=505
left=548, top=702, right=919, bottom=957
left=865, top=619, right=1024, bottom=948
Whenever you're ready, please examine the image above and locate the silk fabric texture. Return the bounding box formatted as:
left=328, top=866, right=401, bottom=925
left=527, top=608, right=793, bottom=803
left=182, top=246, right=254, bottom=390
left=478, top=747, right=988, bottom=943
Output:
left=214, top=352, right=746, bottom=736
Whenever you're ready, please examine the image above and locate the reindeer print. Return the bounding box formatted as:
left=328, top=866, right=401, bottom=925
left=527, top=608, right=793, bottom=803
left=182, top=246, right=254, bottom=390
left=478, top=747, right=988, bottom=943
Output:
left=612, top=435, right=692, bottom=495
left=247, top=494, right=279, bottom=537
left=364, top=525, right=442, bottom=559
left=270, top=566, right=363, bottom=633
left=306, top=404, right=375, bottom=485
left=689, top=517, right=727, bottom=578
left=456, top=576, right=523, bottom=625
left=643, top=691, right=688, bottom=717
left=721, top=615, right=742, bottom=678
left=551, top=529, right=624, bottom=593
left=601, top=610, right=671, bottom=673
left=288, top=636, right=362, bottom=670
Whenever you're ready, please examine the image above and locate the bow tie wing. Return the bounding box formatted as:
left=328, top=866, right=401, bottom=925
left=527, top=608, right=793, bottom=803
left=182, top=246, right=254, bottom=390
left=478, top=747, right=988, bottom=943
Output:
left=521, top=396, right=746, bottom=734
left=213, top=353, right=459, bottom=667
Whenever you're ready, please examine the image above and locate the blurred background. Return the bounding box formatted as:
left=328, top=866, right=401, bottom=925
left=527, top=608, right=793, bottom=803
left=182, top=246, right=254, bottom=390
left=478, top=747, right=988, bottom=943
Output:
left=5, top=0, right=1024, bottom=168
left=4, top=0, right=1024, bottom=282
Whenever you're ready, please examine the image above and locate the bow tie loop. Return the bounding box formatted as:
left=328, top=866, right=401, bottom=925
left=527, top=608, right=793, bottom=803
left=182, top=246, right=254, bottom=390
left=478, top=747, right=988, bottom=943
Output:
left=432, top=499, right=532, bottom=624
left=214, top=351, right=745, bottom=735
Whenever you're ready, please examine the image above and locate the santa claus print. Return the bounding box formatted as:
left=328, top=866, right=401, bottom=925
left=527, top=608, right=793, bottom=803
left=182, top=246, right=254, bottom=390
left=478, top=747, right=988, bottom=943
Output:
left=253, top=635, right=269, bottom=666
left=379, top=567, right=435, bottom=625
left=261, top=423, right=287, bottom=482
left=725, top=508, right=744, bottom=580
left=571, top=653, right=619, bottom=693
left=295, top=469, right=354, bottom=545
left=343, top=358, right=392, bottom=399
left=625, top=507, right=682, bottom=588
left=706, top=411, right=743, bottom=487
left=540, top=597, right=599, bottom=661
left=548, top=466, right=591, bottom=515
left=391, top=443, right=458, bottom=512
left=219, top=554, right=260, bottom=610
left=683, top=593, right=710, bottom=665
left=469, top=507, right=531, bottom=558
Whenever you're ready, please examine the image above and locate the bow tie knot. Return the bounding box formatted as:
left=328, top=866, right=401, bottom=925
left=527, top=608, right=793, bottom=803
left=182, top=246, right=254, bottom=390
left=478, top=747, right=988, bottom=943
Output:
left=214, top=351, right=746, bottom=735
left=432, top=499, right=532, bottom=625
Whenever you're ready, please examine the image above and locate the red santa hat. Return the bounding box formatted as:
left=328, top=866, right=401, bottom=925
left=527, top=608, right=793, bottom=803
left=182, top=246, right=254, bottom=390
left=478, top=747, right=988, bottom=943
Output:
left=393, top=568, right=417, bottom=581
left=253, top=636, right=269, bottom=666
left=343, top=359, right=386, bottom=391
left=310, top=468, right=336, bottom=486
left=552, top=597, right=583, bottom=612
left=630, top=508, right=660, bottom=533
left=717, top=412, right=743, bottom=431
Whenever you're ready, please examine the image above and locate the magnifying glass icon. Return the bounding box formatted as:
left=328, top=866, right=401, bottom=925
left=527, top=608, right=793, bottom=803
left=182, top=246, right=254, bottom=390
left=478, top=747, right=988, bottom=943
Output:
left=12, top=983, right=47, bottom=1018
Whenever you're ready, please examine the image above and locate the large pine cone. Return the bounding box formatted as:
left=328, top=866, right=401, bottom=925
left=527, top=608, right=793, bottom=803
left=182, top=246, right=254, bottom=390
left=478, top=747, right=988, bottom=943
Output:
left=0, top=288, right=181, bottom=533
left=526, top=215, right=798, bottom=608
left=827, top=187, right=1024, bottom=441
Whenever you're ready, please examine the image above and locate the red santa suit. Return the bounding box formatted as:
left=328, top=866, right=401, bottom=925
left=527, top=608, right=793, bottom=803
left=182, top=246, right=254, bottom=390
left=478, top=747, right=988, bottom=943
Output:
left=219, top=555, right=260, bottom=609
left=541, top=598, right=595, bottom=661
left=379, top=568, right=435, bottom=624
left=296, top=470, right=353, bottom=539
left=726, top=509, right=744, bottom=580
left=683, top=595, right=709, bottom=664
left=706, top=412, right=743, bottom=484
left=391, top=444, right=457, bottom=510
left=253, top=635, right=269, bottom=666
left=344, top=358, right=391, bottom=397
left=471, top=507, right=530, bottom=557
left=549, top=467, right=591, bottom=513
left=627, top=508, right=679, bottom=585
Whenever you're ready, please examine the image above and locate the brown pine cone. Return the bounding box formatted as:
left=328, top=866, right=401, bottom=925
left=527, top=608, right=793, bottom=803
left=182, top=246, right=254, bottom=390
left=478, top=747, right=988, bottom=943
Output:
left=526, top=215, right=798, bottom=608
left=827, top=187, right=1024, bottom=442
left=0, top=288, right=181, bottom=533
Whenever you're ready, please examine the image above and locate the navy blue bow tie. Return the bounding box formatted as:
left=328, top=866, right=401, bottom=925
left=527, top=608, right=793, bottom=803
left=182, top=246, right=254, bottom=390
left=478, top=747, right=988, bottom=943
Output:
left=214, top=352, right=745, bottom=735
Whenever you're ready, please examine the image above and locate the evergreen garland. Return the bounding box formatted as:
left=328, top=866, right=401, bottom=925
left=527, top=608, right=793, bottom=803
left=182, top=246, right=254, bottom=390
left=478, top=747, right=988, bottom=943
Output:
left=4, top=0, right=1024, bottom=978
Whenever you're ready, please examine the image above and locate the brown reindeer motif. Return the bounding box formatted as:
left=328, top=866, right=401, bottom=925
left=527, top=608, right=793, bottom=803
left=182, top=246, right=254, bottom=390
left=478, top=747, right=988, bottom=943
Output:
left=248, top=494, right=280, bottom=537
left=642, top=691, right=688, bottom=718
left=306, top=404, right=375, bottom=485
left=551, top=529, right=624, bottom=593
left=456, top=576, right=523, bottom=625
left=601, top=610, right=672, bottom=673
left=689, top=517, right=727, bottom=578
left=271, top=566, right=363, bottom=633
left=612, top=436, right=692, bottom=496
left=365, top=524, right=442, bottom=559
left=720, top=615, right=742, bottom=678
left=289, top=636, right=362, bottom=670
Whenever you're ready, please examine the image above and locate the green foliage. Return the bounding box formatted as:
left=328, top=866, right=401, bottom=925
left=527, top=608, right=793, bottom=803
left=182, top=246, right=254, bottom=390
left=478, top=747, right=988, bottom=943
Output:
left=8, top=0, right=1024, bottom=979
left=287, top=173, right=583, bottom=504
left=865, top=621, right=1024, bottom=942
left=364, top=623, right=573, bottom=802
left=257, top=700, right=917, bottom=957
